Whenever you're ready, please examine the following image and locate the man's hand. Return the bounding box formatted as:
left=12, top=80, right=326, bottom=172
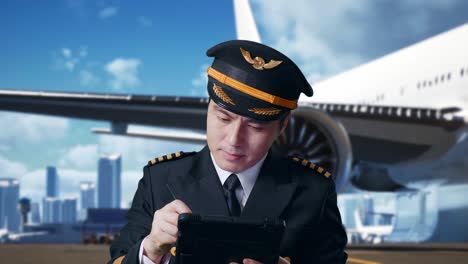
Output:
left=143, top=200, right=192, bottom=262
left=240, top=257, right=290, bottom=264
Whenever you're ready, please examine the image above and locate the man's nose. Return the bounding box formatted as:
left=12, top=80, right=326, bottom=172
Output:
left=227, top=120, right=244, bottom=146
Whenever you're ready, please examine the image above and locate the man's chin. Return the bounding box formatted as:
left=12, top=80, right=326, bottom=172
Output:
left=218, top=159, right=248, bottom=173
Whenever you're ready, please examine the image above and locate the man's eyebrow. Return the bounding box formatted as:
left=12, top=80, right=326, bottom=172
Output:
left=214, top=105, right=233, bottom=117
left=246, top=118, right=269, bottom=125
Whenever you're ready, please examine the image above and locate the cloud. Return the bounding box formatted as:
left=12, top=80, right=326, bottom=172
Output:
left=79, top=46, right=88, bottom=57
left=138, top=16, right=153, bottom=27
left=190, top=64, right=209, bottom=96
left=53, top=47, right=83, bottom=72
left=62, top=48, right=72, bottom=59
left=121, top=170, right=141, bottom=207
left=79, top=69, right=100, bottom=87
left=99, top=6, right=118, bottom=19
left=0, top=112, right=69, bottom=144
left=59, top=144, right=99, bottom=169
left=0, top=155, right=28, bottom=179
left=105, top=58, right=142, bottom=90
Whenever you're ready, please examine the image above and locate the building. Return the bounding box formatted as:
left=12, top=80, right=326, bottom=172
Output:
left=30, top=202, right=41, bottom=224
left=43, top=197, right=61, bottom=223
left=62, top=198, right=77, bottom=223
left=0, top=178, right=20, bottom=232
left=80, top=181, right=95, bottom=210
left=46, top=166, right=58, bottom=198
left=97, top=154, right=121, bottom=208
left=79, top=181, right=96, bottom=220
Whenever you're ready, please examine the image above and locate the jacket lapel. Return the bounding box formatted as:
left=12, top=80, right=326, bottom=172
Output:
left=241, top=150, right=297, bottom=219
left=169, top=146, right=230, bottom=216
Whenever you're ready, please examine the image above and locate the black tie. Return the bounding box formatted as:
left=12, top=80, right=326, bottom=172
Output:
left=223, top=174, right=241, bottom=217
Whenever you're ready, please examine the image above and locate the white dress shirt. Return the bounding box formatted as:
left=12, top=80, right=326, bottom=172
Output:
left=139, top=151, right=268, bottom=264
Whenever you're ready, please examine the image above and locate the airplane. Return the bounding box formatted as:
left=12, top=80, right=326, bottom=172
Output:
left=0, top=0, right=467, bottom=193
left=347, top=209, right=394, bottom=244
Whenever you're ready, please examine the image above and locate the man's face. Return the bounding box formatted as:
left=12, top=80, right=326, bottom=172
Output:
left=206, top=101, right=289, bottom=173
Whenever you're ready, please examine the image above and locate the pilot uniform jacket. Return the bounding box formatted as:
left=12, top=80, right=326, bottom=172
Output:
left=109, top=146, right=348, bottom=264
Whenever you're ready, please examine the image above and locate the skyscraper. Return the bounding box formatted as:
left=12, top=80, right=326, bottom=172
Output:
left=62, top=198, right=77, bottom=223
left=42, top=197, right=61, bottom=223
left=80, top=181, right=96, bottom=209
left=46, top=166, right=59, bottom=198
left=98, top=154, right=121, bottom=208
left=0, top=178, right=20, bottom=232
left=31, top=202, right=41, bottom=224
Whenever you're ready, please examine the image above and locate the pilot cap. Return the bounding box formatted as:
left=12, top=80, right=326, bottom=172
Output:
left=206, top=40, right=313, bottom=121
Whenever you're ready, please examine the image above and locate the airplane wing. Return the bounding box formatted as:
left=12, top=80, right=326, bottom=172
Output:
left=0, top=89, right=209, bottom=143
left=302, top=101, right=466, bottom=164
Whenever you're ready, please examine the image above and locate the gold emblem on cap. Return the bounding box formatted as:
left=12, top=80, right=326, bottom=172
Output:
left=240, top=47, right=282, bottom=70
left=212, top=83, right=236, bottom=105
left=248, top=107, right=281, bottom=116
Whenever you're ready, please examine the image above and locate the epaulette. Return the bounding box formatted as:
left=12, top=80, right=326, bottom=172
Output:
left=148, top=151, right=196, bottom=166
left=290, top=156, right=331, bottom=178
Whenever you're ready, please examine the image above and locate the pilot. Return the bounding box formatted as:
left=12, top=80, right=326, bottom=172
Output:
left=109, top=40, right=348, bottom=264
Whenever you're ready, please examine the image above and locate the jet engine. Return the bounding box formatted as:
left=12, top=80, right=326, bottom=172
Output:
left=274, top=107, right=353, bottom=191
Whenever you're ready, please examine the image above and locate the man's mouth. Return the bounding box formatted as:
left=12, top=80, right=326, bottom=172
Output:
left=222, top=150, right=245, bottom=161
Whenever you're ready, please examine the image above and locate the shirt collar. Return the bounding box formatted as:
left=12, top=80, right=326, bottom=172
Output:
left=210, top=152, right=267, bottom=199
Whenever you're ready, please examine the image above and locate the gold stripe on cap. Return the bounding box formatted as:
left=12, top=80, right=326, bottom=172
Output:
left=207, top=67, right=297, bottom=109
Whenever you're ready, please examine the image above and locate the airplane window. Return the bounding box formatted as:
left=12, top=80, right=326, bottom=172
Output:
left=406, top=108, right=411, bottom=117
left=447, top=73, right=451, bottom=80
left=422, top=80, right=426, bottom=87
left=461, top=68, right=465, bottom=76
left=434, top=77, right=438, bottom=84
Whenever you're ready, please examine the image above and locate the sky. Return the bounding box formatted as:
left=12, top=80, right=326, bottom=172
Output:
left=1, top=0, right=468, bottom=207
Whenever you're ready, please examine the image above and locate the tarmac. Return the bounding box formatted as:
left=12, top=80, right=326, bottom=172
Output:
left=0, top=243, right=467, bottom=264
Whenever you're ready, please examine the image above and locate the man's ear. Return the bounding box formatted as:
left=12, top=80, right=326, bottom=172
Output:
left=280, top=113, right=291, bottom=134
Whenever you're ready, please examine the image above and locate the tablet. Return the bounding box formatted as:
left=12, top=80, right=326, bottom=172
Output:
left=174, top=213, right=285, bottom=264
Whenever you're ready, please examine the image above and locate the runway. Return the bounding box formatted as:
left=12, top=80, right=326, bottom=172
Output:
left=0, top=243, right=467, bottom=264
left=346, top=243, right=468, bottom=264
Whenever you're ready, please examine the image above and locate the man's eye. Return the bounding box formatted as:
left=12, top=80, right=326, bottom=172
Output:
left=248, top=124, right=263, bottom=131
left=218, top=116, right=229, bottom=122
